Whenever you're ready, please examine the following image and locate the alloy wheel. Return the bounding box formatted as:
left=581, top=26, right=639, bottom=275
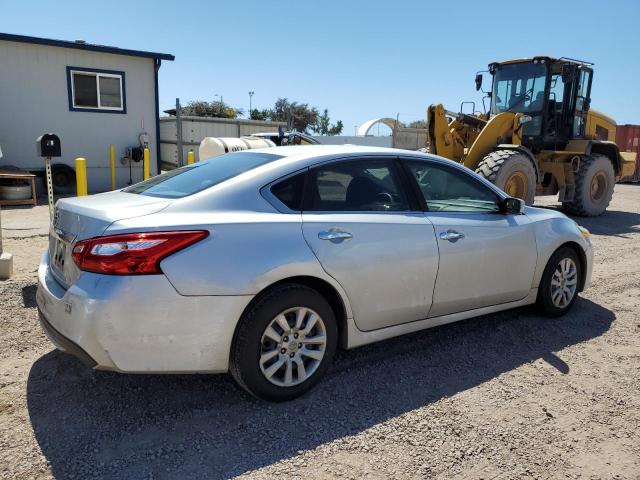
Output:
left=550, top=258, right=578, bottom=308
left=259, top=307, right=327, bottom=387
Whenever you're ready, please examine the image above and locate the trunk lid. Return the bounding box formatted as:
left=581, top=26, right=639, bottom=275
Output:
left=49, top=191, right=171, bottom=288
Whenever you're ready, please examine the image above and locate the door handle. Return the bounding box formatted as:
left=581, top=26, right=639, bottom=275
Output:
left=318, top=229, right=353, bottom=241
left=439, top=230, right=465, bottom=242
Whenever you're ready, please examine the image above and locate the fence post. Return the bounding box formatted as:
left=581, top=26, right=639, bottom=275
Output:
left=143, top=148, right=150, bottom=180
left=44, top=157, right=54, bottom=217
left=176, top=98, right=184, bottom=167
left=75, top=158, right=88, bottom=196
left=110, top=144, right=116, bottom=190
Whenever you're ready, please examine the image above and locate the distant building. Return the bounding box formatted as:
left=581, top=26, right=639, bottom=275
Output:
left=0, top=32, right=174, bottom=192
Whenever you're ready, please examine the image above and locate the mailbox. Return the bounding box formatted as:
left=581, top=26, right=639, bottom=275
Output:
left=36, top=133, right=61, bottom=158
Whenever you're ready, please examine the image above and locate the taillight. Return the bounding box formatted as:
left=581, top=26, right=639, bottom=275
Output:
left=71, top=230, right=209, bottom=275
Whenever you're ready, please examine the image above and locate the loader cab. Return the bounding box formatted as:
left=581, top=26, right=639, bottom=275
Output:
left=488, top=57, right=593, bottom=151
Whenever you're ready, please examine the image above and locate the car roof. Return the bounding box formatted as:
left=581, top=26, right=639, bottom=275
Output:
left=170, top=144, right=508, bottom=210
left=247, top=144, right=423, bottom=161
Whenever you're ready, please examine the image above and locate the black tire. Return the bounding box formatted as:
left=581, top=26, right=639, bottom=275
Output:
left=51, top=164, right=76, bottom=195
left=536, top=247, right=582, bottom=317
left=475, top=150, right=536, bottom=205
left=229, top=283, right=337, bottom=402
left=562, top=154, right=615, bottom=217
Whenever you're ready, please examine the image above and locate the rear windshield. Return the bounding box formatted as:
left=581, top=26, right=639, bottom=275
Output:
left=123, top=152, right=283, bottom=198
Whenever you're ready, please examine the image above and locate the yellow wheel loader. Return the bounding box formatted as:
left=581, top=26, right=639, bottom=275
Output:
left=427, top=57, right=636, bottom=216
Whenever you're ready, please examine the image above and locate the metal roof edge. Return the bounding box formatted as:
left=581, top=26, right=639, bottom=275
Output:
left=0, top=32, right=175, bottom=61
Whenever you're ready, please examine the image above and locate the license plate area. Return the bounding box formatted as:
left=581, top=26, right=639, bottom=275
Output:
left=52, top=237, right=68, bottom=272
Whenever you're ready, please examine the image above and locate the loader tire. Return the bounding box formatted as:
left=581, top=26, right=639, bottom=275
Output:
left=475, top=150, right=536, bottom=205
left=562, top=154, right=615, bottom=217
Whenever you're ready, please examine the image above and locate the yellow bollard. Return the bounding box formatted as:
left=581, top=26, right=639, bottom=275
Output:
left=187, top=149, right=195, bottom=165
left=75, top=158, right=88, bottom=196
left=109, top=144, right=116, bottom=190
left=143, top=148, right=150, bottom=180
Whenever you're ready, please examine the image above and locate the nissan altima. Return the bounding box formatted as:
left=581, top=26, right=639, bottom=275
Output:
left=37, top=145, right=593, bottom=401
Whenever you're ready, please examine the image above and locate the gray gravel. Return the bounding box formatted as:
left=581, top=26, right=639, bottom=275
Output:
left=1, top=185, right=639, bottom=479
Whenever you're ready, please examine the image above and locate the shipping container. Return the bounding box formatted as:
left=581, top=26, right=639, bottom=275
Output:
left=616, top=124, right=640, bottom=182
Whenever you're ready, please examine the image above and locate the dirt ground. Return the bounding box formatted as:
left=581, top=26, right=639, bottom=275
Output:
left=0, top=185, right=639, bottom=479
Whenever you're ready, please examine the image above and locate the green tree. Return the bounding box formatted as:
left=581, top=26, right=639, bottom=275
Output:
left=269, top=98, right=319, bottom=132
left=249, top=108, right=270, bottom=121
left=182, top=100, right=243, bottom=119
left=310, top=109, right=343, bottom=135
left=407, top=120, right=427, bottom=129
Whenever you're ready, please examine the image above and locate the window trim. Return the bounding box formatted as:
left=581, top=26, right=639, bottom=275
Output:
left=301, top=156, right=416, bottom=214
left=66, top=66, right=127, bottom=114
left=400, top=157, right=504, bottom=214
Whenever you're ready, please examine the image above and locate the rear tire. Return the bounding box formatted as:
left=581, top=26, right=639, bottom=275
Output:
left=475, top=150, right=536, bottom=205
left=536, top=247, right=581, bottom=317
left=230, top=283, right=337, bottom=402
left=51, top=164, right=76, bottom=195
left=562, top=153, right=614, bottom=217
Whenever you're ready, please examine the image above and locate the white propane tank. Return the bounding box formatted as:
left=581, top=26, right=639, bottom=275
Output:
left=198, top=137, right=276, bottom=161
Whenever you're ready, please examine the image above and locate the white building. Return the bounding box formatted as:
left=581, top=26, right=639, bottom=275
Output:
left=0, top=33, right=174, bottom=193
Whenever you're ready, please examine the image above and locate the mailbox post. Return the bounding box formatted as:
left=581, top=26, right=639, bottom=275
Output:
left=36, top=133, right=61, bottom=219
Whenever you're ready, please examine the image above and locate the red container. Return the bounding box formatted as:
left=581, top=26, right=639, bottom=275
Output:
left=616, top=124, right=640, bottom=182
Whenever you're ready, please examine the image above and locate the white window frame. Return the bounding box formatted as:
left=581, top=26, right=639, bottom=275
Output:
left=69, top=69, right=124, bottom=112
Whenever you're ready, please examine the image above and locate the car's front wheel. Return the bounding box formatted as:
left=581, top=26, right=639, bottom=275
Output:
left=536, top=247, right=582, bottom=317
left=230, top=284, right=337, bottom=401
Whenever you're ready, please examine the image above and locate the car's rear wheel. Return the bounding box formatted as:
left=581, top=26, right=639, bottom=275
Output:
left=536, top=247, right=582, bottom=317
left=230, top=283, right=337, bottom=401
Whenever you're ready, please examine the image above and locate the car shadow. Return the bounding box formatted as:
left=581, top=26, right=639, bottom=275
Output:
left=21, top=284, right=38, bottom=308
left=27, top=298, right=614, bottom=479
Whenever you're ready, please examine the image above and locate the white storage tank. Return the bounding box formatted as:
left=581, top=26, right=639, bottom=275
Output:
left=199, top=137, right=275, bottom=161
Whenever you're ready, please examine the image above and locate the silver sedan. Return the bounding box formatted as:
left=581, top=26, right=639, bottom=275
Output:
left=37, top=145, right=593, bottom=401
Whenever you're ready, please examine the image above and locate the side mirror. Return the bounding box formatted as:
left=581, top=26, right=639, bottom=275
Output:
left=475, top=73, right=483, bottom=91
left=502, top=197, right=525, bottom=214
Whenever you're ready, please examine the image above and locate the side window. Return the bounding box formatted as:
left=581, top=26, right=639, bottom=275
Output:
left=67, top=67, right=125, bottom=113
left=307, top=159, right=408, bottom=212
left=573, top=70, right=591, bottom=137
left=406, top=162, right=500, bottom=213
left=271, top=172, right=305, bottom=210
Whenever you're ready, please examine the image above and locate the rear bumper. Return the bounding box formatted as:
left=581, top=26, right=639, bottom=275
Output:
left=36, top=251, right=254, bottom=373
left=38, top=310, right=97, bottom=367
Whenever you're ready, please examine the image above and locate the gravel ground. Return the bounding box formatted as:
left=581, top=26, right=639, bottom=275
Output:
left=1, top=185, right=639, bottom=479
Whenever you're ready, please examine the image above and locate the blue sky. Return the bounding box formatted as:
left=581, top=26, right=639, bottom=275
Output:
left=2, top=0, right=639, bottom=133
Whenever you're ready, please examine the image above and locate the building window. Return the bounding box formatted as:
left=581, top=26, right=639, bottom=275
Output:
left=66, top=67, right=126, bottom=113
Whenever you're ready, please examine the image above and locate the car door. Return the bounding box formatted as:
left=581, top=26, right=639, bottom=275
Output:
left=403, top=159, right=538, bottom=318
left=301, top=157, right=439, bottom=332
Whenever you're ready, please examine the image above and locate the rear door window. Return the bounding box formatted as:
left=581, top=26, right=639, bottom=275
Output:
left=123, top=152, right=283, bottom=198
left=306, top=159, right=408, bottom=212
